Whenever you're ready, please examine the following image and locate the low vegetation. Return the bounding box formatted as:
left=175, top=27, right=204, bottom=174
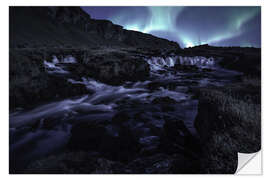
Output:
left=195, top=77, right=261, bottom=173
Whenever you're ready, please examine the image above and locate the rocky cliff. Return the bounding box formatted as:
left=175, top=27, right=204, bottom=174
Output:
left=9, top=7, right=180, bottom=50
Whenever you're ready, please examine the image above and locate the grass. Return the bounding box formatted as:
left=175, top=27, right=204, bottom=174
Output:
left=196, top=77, right=261, bottom=173
left=9, top=50, right=50, bottom=110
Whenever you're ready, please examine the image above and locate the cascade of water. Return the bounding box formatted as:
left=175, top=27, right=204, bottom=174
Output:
left=52, top=55, right=59, bottom=63
left=43, top=60, right=69, bottom=74
left=43, top=55, right=77, bottom=74
left=167, top=57, right=175, bottom=67
left=146, top=55, right=215, bottom=71
left=63, top=55, right=77, bottom=63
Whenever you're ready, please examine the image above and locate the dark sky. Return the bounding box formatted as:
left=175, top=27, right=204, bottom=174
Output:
left=82, top=6, right=261, bottom=48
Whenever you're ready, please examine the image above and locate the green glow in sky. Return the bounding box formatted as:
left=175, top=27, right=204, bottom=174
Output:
left=110, top=7, right=260, bottom=47
left=143, top=7, right=184, bottom=33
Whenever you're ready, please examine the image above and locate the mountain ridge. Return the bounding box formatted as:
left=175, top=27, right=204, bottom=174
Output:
left=9, top=7, right=180, bottom=50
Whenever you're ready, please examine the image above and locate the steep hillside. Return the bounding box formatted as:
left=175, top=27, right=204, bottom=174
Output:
left=9, top=7, right=180, bottom=50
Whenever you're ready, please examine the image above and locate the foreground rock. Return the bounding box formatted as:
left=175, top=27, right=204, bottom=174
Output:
left=23, top=110, right=203, bottom=174
left=24, top=117, right=202, bottom=173
left=68, top=121, right=140, bottom=162
left=24, top=151, right=201, bottom=174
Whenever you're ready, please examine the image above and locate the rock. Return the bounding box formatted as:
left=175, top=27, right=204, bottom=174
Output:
left=175, top=86, right=189, bottom=92
left=25, top=151, right=200, bottom=174
left=49, top=76, right=90, bottom=98
left=68, top=122, right=110, bottom=151
left=9, top=50, right=91, bottom=110
left=80, top=54, right=150, bottom=85
left=169, top=154, right=201, bottom=174
left=147, top=81, right=181, bottom=91
left=139, top=136, right=160, bottom=147
left=163, top=119, right=191, bottom=141
left=134, top=112, right=149, bottom=123
left=42, top=117, right=61, bottom=130
left=161, top=105, right=175, bottom=112
left=127, top=154, right=173, bottom=174
left=25, top=151, right=126, bottom=174
left=138, top=136, right=160, bottom=156
left=111, top=111, right=130, bottom=125
left=139, top=146, right=159, bottom=156
left=68, top=121, right=140, bottom=162
left=152, top=97, right=177, bottom=104
left=174, top=64, right=199, bottom=72
left=147, top=82, right=163, bottom=91
left=64, top=51, right=151, bottom=85
left=160, top=119, right=201, bottom=156
left=194, top=97, right=219, bottom=143
left=202, top=68, right=213, bottom=72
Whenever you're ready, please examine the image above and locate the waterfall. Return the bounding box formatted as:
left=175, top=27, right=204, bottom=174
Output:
left=62, top=55, right=77, bottom=63
left=52, top=55, right=59, bottom=63
left=43, top=55, right=77, bottom=74
left=146, top=55, right=215, bottom=71
left=44, top=60, right=69, bottom=74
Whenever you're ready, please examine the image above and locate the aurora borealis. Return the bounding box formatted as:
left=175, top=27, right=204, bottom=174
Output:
left=82, top=6, right=261, bottom=48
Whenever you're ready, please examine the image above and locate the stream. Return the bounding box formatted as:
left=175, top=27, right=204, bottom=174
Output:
left=9, top=54, right=242, bottom=171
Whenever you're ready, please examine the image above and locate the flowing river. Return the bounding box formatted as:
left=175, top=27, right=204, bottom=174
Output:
left=9, top=55, right=242, bottom=171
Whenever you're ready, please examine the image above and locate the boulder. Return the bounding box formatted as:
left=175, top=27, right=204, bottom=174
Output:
left=68, top=121, right=140, bottom=162
left=160, top=119, right=201, bottom=156
left=139, top=136, right=160, bottom=147
left=174, top=64, right=199, bottom=72
left=80, top=55, right=150, bottom=85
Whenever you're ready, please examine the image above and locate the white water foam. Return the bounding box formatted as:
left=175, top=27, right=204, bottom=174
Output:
left=44, top=60, right=69, bottom=74
left=43, top=55, right=77, bottom=74
left=146, top=56, right=215, bottom=72
left=63, top=55, right=77, bottom=63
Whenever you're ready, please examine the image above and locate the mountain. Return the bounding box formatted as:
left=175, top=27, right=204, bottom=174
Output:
left=9, top=7, right=180, bottom=50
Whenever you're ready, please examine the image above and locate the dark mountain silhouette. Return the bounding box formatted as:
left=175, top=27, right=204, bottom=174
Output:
left=9, top=7, right=180, bottom=50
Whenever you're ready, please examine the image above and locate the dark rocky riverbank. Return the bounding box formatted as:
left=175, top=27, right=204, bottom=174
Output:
left=10, top=48, right=151, bottom=110
left=11, top=77, right=260, bottom=174
left=9, top=6, right=261, bottom=174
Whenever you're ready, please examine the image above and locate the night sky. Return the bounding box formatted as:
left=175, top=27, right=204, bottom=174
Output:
left=82, top=6, right=261, bottom=48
